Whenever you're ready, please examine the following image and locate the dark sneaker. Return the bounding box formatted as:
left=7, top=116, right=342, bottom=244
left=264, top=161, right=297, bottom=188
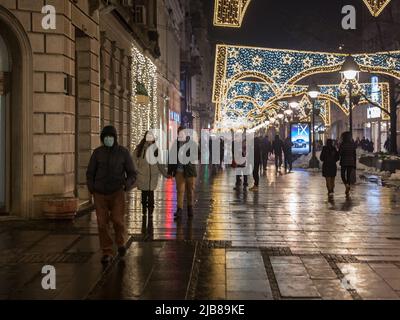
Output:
left=118, top=246, right=127, bottom=257
left=101, top=255, right=113, bottom=264
left=174, top=208, right=183, bottom=220
left=187, top=206, right=194, bottom=218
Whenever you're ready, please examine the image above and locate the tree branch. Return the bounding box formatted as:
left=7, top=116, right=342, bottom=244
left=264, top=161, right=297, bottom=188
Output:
left=360, top=92, right=390, bottom=116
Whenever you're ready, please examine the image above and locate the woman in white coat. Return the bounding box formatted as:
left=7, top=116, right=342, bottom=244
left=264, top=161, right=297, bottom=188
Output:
left=134, top=131, right=170, bottom=216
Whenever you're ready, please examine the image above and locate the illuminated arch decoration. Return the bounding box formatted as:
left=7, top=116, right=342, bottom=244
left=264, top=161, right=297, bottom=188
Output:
left=213, top=1, right=391, bottom=27
left=226, top=80, right=390, bottom=115
left=213, top=44, right=400, bottom=104
left=218, top=80, right=390, bottom=129
left=296, top=97, right=331, bottom=126
left=214, top=0, right=251, bottom=27
left=227, top=80, right=276, bottom=103
left=363, top=0, right=392, bottom=17
left=319, top=82, right=390, bottom=120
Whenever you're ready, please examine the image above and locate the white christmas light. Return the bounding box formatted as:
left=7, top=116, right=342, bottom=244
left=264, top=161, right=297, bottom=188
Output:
left=130, top=46, right=158, bottom=151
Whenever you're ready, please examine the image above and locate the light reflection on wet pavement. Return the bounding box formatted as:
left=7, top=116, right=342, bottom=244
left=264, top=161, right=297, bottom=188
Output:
left=1, top=166, right=400, bottom=299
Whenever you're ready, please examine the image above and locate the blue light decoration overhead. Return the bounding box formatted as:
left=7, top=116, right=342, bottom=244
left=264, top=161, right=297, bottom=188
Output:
left=213, top=44, right=398, bottom=129
left=219, top=80, right=390, bottom=130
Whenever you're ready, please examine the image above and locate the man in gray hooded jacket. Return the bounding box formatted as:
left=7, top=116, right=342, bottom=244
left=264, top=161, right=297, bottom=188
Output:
left=86, top=125, right=137, bottom=264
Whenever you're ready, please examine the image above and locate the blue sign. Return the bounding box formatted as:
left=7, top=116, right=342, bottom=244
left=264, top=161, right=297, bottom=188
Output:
left=290, top=122, right=311, bottom=155
left=169, top=110, right=180, bottom=123
left=371, top=76, right=380, bottom=103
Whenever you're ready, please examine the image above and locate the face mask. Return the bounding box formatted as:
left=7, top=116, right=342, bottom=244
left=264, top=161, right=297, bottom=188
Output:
left=104, top=136, right=114, bottom=148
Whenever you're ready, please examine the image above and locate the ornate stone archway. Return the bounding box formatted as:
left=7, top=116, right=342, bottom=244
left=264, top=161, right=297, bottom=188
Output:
left=0, top=7, right=33, bottom=217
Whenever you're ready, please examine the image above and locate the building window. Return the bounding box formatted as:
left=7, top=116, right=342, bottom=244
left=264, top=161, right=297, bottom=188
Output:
left=133, top=5, right=147, bottom=25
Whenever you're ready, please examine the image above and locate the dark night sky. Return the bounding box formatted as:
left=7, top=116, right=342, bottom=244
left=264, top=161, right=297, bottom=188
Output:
left=204, top=0, right=370, bottom=52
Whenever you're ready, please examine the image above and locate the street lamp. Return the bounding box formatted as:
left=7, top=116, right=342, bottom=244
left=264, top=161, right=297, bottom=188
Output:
left=289, top=96, right=300, bottom=109
left=340, top=55, right=361, bottom=138
left=308, top=82, right=320, bottom=169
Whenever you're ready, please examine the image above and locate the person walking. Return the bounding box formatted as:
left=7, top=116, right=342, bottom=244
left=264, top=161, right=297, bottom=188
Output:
left=86, top=125, right=137, bottom=264
left=360, top=137, right=367, bottom=151
left=272, top=134, right=284, bottom=171
left=134, top=131, right=170, bottom=217
left=261, top=135, right=271, bottom=172
left=368, top=140, right=374, bottom=153
left=168, top=126, right=198, bottom=220
left=232, top=132, right=248, bottom=190
left=339, top=131, right=357, bottom=196
left=384, top=137, right=391, bottom=152
left=249, top=135, right=262, bottom=191
left=219, top=137, right=225, bottom=171
left=283, top=136, right=294, bottom=173
left=320, top=139, right=339, bottom=196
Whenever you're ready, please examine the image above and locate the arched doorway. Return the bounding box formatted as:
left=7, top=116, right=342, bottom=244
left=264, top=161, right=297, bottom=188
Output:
left=0, top=8, right=33, bottom=217
left=0, top=33, right=10, bottom=213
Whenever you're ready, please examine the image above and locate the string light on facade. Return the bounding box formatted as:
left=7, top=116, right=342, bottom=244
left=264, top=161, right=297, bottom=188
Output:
left=130, top=46, right=158, bottom=151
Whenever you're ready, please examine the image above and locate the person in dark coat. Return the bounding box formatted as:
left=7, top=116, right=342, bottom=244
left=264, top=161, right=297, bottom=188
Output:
left=339, top=131, right=357, bottom=196
left=368, top=140, right=374, bottom=153
left=283, top=137, right=294, bottom=173
left=249, top=136, right=262, bottom=191
left=86, top=125, right=137, bottom=264
left=232, top=132, right=248, bottom=190
left=168, top=126, right=198, bottom=220
left=272, top=134, right=284, bottom=171
left=384, top=137, right=391, bottom=152
left=219, top=137, right=225, bottom=170
left=360, top=137, right=367, bottom=151
left=261, top=135, right=271, bottom=172
left=320, top=139, right=340, bottom=196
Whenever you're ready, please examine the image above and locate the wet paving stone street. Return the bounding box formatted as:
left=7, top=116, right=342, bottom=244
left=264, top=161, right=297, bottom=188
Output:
left=1, top=166, right=400, bottom=300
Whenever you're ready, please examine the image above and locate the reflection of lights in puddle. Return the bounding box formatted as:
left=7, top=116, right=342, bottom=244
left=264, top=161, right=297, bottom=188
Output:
left=164, top=178, right=176, bottom=240
left=365, top=187, right=382, bottom=211
left=287, top=194, right=298, bottom=216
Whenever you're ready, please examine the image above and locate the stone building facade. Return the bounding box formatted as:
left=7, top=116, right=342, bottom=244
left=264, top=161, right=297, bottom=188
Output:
left=0, top=0, right=176, bottom=218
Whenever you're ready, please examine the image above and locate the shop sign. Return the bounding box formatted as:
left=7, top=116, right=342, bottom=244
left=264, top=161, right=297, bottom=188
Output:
left=290, top=122, right=311, bottom=155
left=169, top=110, right=180, bottom=123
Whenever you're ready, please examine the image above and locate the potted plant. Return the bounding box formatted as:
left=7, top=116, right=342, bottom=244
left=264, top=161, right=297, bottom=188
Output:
left=135, top=81, right=150, bottom=105
left=41, top=197, right=79, bottom=220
